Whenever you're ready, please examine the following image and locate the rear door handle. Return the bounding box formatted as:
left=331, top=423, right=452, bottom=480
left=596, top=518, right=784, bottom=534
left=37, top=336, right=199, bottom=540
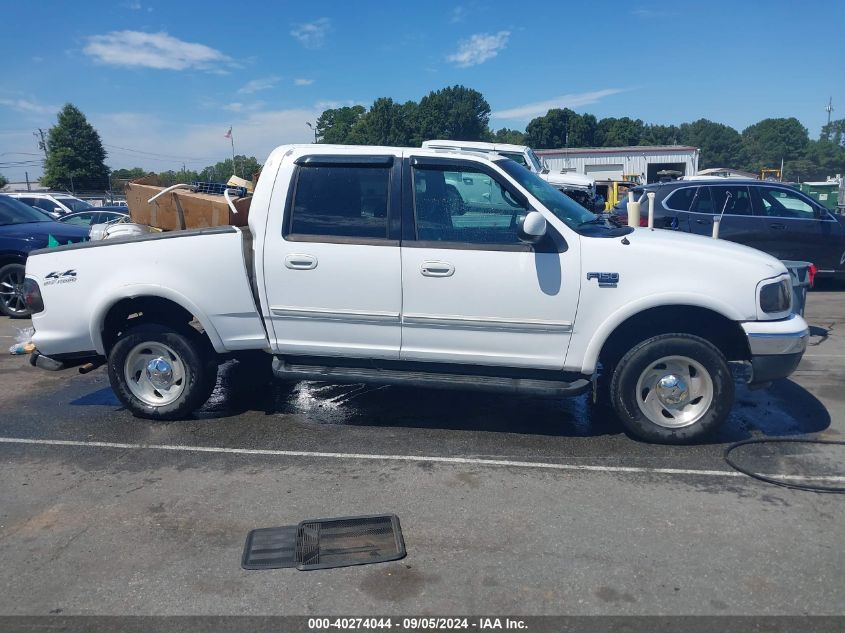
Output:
left=696, top=218, right=712, bottom=225
left=284, top=254, right=317, bottom=270
left=420, top=261, right=455, bottom=277
left=770, top=223, right=787, bottom=230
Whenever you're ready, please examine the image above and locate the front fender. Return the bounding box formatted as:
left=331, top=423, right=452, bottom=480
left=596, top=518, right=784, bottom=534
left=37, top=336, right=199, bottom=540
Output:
left=577, top=292, right=747, bottom=374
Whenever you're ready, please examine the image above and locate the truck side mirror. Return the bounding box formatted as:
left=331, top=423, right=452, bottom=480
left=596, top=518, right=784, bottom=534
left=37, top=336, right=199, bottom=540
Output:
left=518, top=210, right=547, bottom=244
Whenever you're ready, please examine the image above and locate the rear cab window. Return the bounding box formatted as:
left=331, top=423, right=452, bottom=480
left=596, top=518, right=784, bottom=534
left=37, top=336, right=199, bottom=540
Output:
left=285, top=158, right=393, bottom=241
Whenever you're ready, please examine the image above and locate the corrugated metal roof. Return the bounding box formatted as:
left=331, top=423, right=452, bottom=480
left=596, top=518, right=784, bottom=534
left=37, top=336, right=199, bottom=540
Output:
left=536, top=145, right=699, bottom=155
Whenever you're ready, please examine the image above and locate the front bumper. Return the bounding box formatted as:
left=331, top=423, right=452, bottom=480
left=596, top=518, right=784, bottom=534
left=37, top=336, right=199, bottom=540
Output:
left=742, top=314, right=809, bottom=384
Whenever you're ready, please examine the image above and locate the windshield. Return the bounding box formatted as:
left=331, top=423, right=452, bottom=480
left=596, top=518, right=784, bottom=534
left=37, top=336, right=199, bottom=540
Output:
left=0, top=196, right=51, bottom=225
left=57, top=197, right=93, bottom=212
left=526, top=149, right=544, bottom=172
left=497, top=159, right=598, bottom=229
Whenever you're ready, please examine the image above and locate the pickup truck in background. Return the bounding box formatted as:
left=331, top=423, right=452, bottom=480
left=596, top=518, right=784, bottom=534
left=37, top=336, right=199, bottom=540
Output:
left=24, top=145, right=809, bottom=443
left=422, top=140, right=599, bottom=211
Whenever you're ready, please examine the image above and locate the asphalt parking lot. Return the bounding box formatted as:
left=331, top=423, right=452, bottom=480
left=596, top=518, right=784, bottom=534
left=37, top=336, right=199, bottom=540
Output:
left=1, top=284, right=843, bottom=616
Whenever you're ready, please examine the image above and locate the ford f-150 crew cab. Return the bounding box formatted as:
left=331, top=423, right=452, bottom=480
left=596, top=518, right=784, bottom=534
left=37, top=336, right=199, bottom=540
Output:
left=23, top=144, right=809, bottom=443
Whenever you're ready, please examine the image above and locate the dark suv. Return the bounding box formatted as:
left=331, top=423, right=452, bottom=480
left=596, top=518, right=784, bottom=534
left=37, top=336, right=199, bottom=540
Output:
left=612, top=179, right=845, bottom=277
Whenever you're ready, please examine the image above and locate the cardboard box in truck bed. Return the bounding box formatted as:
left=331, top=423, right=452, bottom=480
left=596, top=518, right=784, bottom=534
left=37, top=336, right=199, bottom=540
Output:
left=125, top=179, right=251, bottom=231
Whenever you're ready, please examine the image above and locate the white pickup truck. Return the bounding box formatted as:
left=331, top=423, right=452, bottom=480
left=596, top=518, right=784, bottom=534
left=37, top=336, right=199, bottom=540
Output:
left=23, top=144, right=808, bottom=443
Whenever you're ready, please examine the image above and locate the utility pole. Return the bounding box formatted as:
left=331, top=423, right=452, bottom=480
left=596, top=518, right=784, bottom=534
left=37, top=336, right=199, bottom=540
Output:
left=825, top=97, right=834, bottom=127
left=33, top=128, right=48, bottom=159
left=25, top=172, right=31, bottom=192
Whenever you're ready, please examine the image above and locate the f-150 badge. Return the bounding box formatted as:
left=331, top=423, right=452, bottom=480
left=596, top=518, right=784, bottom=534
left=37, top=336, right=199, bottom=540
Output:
left=586, top=272, right=619, bottom=287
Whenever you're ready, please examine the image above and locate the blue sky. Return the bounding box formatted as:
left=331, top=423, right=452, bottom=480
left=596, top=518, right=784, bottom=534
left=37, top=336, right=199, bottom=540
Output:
left=0, top=0, right=842, bottom=181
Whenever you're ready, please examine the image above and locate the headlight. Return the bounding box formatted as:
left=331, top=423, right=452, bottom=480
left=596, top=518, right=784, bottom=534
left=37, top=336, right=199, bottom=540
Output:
left=759, top=278, right=792, bottom=313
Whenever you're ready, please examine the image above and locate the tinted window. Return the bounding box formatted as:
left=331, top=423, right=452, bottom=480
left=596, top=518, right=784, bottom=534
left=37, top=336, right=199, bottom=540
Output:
left=0, top=196, right=51, bottom=225
left=413, top=166, right=527, bottom=244
left=63, top=213, right=96, bottom=226
left=500, top=151, right=528, bottom=167
left=754, top=187, right=816, bottom=219
left=34, top=198, right=59, bottom=212
left=57, top=198, right=93, bottom=212
left=289, top=166, right=389, bottom=239
left=703, top=185, right=752, bottom=215
left=690, top=187, right=713, bottom=213
left=664, top=187, right=697, bottom=211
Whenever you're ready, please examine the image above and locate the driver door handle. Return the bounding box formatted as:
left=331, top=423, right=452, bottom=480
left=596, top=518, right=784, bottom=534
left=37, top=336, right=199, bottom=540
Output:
left=770, top=223, right=787, bottom=230
left=696, top=218, right=712, bottom=225
left=421, top=261, right=455, bottom=277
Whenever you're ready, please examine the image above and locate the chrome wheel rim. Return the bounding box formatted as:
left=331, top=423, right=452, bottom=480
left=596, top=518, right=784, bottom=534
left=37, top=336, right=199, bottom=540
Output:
left=0, top=268, right=28, bottom=315
left=635, top=355, right=713, bottom=428
left=124, top=342, right=186, bottom=407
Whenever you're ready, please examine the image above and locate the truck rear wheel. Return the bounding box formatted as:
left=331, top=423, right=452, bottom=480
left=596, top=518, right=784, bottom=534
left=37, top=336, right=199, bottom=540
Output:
left=107, top=323, right=217, bottom=420
left=609, top=334, right=733, bottom=444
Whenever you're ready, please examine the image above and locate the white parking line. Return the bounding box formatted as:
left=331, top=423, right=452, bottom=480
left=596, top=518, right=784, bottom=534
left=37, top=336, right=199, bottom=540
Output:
left=1, top=436, right=844, bottom=483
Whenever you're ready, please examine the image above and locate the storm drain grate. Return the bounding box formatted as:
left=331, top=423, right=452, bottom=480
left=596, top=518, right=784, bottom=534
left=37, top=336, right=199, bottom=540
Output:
left=242, top=514, right=405, bottom=571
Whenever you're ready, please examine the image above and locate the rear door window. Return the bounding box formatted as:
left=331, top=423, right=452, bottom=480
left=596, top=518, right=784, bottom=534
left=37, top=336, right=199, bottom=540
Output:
left=287, top=165, right=390, bottom=240
left=704, top=185, right=752, bottom=215
left=664, top=187, right=697, bottom=211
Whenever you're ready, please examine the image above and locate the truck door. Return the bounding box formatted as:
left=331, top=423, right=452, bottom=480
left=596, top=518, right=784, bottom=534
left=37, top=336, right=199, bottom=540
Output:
left=262, top=154, right=402, bottom=359
left=400, top=156, right=580, bottom=369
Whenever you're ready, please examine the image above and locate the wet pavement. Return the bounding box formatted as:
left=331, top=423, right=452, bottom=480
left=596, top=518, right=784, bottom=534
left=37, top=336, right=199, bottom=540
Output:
left=0, top=284, right=843, bottom=615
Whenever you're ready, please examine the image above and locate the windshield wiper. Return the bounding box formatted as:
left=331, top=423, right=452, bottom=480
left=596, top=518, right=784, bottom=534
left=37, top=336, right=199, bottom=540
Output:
left=578, top=216, right=606, bottom=227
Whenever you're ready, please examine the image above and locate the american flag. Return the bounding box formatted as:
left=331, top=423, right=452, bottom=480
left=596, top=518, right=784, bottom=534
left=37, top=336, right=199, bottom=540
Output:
left=224, top=127, right=232, bottom=139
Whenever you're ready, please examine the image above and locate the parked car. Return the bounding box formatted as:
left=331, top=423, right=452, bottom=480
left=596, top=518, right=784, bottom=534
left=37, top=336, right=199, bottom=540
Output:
left=24, top=144, right=807, bottom=444
left=58, top=207, right=129, bottom=227
left=422, top=140, right=601, bottom=211
left=0, top=195, right=88, bottom=317
left=5, top=192, right=94, bottom=218
left=611, top=179, right=845, bottom=277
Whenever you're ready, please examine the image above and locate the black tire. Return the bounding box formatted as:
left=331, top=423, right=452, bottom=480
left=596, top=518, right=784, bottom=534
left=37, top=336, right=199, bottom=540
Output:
left=0, top=263, right=31, bottom=318
left=107, top=323, right=218, bottom=420
left=609, top=333, right=734, bottom=444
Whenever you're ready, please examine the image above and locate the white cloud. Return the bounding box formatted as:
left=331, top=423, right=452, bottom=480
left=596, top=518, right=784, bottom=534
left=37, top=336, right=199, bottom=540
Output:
left=0, top=97, right=58, bottom=115
left=450, top=6, right=467, bottom=23
left=447, top=31, right=509, bottom=67
left=223, top=101, right=266, bottom=112
left=492, top=89, right=626, bottom=120
left=237, top=76, right=280, bottom=94
left=83, top=31, right=232, bottom=71
left=290, top=18, right=330, bottom=49
left=294, top=78, right=314, bottom=86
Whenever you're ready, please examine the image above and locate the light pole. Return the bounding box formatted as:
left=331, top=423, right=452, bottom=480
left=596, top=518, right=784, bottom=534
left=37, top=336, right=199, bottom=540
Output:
left=306, top=122, right=318, bottom=143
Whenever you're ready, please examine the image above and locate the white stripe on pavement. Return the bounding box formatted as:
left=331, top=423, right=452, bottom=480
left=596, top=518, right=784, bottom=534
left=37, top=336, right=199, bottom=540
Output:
left=1, top=435, right=844, bottom=483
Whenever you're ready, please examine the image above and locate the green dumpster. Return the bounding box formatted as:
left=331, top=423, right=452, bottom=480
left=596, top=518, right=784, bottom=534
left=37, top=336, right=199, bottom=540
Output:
left=798, top=181, right=840, bottom=212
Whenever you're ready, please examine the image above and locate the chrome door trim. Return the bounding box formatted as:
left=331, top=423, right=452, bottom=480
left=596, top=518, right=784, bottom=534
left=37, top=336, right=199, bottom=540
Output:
left=271, top=306, right=400, bottom=323
left=402, top=313, right=572, bottom=333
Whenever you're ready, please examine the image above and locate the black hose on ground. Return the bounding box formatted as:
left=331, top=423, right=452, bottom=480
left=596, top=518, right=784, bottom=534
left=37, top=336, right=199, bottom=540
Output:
left=724, top=437, right=845, bottom=493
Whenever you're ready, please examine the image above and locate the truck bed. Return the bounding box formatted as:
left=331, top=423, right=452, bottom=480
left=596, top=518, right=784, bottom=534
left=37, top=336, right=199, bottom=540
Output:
left=26, top=226, right=268, bottom=357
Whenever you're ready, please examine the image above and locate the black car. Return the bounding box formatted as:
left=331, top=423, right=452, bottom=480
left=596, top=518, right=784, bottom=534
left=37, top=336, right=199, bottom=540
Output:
left=612, top=179, right=845, bottom=277
left=0, top=195, right=89, bottom=317
left=58, top=207, right=129, bottom=227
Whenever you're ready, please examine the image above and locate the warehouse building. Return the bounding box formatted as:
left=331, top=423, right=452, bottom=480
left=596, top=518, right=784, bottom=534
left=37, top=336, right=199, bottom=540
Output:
left=536, top=145, right=700, bottom=184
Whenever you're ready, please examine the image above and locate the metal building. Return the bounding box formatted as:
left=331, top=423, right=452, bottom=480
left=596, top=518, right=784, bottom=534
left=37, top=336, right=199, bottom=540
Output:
left=535, top=145, right=700, bottom=184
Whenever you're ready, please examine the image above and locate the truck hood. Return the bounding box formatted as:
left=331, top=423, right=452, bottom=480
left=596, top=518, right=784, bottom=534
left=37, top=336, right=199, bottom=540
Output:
left=613, top=226, right=788, bottom=282
left=542, top=171, right=594, bottom=189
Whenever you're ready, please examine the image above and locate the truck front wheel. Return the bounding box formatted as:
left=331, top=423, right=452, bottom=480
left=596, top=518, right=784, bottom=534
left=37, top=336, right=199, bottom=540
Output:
left=107, top=323, right=217, bottom=420
left=609, top=334, right=734, bottom=444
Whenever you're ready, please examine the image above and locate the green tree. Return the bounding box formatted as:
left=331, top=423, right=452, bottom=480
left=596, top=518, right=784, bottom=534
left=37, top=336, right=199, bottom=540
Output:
left=414, top=85, right=491, bottom=144
left=676, top=119, right=745, bottom=169
left=595, top=117, right=645, bottom=147
left=41, top=104, right=110, bottom=192
left=798, top=139, right=845, bottom=181
left=820, top=118, right=845, bottom=148
left=348, top=98, right=418, bottom=146
left=741, top=117, right=809, bottom=172
left=0, top=173, right=7, bottom=189
left=640, top=124, right=680, bottom=146
left=491, top=128, right=527, bottom=145
left=525, top=109, right=596, bottom=149
left=316, top=105, right=367, bottom=144
left=198, top=155, right=261, bottom=181
left=109, top=167, right=146, bottom=193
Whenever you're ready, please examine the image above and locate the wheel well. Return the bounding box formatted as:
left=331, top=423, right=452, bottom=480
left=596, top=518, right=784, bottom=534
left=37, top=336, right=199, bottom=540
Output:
left=0, top=254, right=26, bottom=270
left=598, top=306, right=750, bottom=369
left=101, top=296, right=211, bottom=354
